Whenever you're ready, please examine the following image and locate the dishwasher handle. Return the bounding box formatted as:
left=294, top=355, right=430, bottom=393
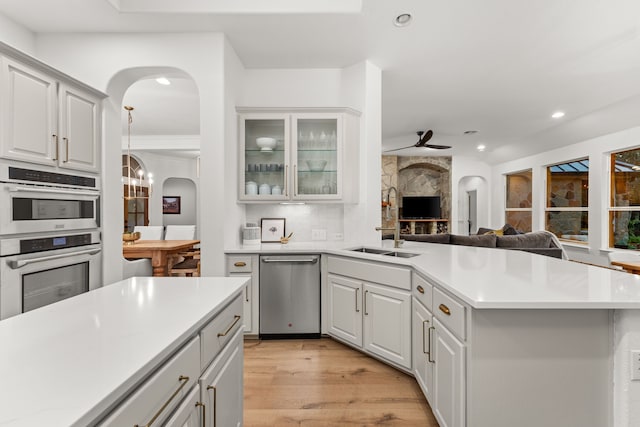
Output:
left=261, top=257, right=318, bottom=264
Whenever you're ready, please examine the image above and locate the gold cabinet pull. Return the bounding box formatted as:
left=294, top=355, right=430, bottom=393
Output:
left=52, top=134, right=58, bottom=161
left=355, top=287, right=359, bottom=313
left=207, top=385, right=217, bottom=427
left=217, top=315, right=241, bottom=337
left=422, top=319, right=430, bottom=354
left=439, top=303, right=451, bottom=316
left=62, top=137, right=69, bottom=162
left=195, top=402, right=206, bottom=427
left=364, top=290, right=369, bottom=316
left=416, top=285, right=425, bottom=294
left=134, top=375, right=189, bottom=427
left=428, top=326, right=435, bottom=363
left=233, top=261, right=246, bottom=267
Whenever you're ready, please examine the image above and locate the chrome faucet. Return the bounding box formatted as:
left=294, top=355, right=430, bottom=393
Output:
left=375, top=186, right=403, bottom=248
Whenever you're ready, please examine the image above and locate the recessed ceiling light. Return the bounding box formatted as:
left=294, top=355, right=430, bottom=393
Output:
left=156, top=77, right=171, bottom=85
left=551, top=111, right=565, bottom=119
left=464, top=130, right=478, bottom=135
left=477, top=144, right=486, bottom=152
left=393, top=13, right=412, bottom=27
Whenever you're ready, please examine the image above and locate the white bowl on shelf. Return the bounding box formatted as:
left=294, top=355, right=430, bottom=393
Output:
left=256, top=137, right=277, bottom=152
left=306, top=159, right=327, bottom=171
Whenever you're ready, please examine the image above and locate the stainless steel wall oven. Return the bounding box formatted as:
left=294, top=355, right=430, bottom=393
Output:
left=0, top=163, right=102, bottom=319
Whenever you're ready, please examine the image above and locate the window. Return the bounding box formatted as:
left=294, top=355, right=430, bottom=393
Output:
left=610, top=148, right=640, bottom=249
left=122, top=155, right=149, bottom=232
left=545, top=159, right=589, bottom=243
left=505, top=170, right=532, bottom=233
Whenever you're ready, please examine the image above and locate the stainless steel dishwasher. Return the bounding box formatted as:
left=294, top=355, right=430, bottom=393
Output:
left=259, top=254, right=320, bottom=339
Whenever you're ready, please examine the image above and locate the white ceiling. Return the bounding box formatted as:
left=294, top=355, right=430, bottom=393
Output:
left=2, top=0, right=640, bottom=162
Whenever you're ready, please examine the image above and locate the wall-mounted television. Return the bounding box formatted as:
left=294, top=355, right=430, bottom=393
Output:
left=402, top=196, right=441, bottom=219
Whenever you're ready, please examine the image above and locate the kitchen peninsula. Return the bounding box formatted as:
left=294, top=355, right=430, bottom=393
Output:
left=226, top=241, right=640, bottom=427
left=0, top=276, right=248, bottom=427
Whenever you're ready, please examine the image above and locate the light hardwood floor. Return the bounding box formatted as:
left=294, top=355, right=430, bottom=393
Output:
left=244, top=338, right=438, bottom=426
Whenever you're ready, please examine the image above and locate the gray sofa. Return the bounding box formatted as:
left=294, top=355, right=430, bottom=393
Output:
left=388, top=230, right=566, bottom=259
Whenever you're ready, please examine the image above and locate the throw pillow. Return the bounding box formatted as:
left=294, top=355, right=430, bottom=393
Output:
left=482, top=228, right=504, bottom=236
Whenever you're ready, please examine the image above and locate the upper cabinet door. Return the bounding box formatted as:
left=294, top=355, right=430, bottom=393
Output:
left=291, top=114, right=342, bottom=200
left=58, top=84, right=100, bottom=173
left=239, top=114, right=290, bottom=201
left=0, top=56, right=57, bottom=166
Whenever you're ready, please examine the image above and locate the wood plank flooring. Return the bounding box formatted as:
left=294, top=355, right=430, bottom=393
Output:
left=244, top=338, right=438, bottom=426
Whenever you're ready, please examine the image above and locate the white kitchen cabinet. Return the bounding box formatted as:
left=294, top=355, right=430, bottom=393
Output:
left=432, top=317, right=465, bottom=427
left=57, top=83, right=101, bottom=172
left=327, top=273, right=362, bottom=347
left=200, top=328, right=244, bottom=427
left=237, top=108, right=360, bottom=203
left=327, top=256, right=412, bottom=370
left=363, top=282, right=411, bottom=368
left=225, top=254, right=259, bottom=335
left=412, top=296, right=434, bottom=403
left=0, top=46, right=103, bottom=173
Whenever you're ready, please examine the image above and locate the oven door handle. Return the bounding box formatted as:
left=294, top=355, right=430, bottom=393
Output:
left=7, top=186, right=99, bottom=198
left=9, top=248, right=101, bottom=269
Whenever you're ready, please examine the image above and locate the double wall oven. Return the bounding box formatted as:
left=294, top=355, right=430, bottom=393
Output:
left=0, top=163, right=102, bottom=319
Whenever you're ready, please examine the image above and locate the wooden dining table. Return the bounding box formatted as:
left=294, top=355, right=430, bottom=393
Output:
left=611, top=260, right=640, bottom=275
left=123, top=240, right=200, bottom=277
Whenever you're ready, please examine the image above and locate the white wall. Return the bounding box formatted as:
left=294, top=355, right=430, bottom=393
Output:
left=451, top=156, right=492, bottom=235
left=162, top=177, right=197, bottom=227
left=0, top=12, right=35, bottom=54
left=33, top=32, right=228, bottom=281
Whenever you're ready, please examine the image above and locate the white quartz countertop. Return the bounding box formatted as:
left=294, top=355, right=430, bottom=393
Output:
left=226, top=240, right=640, bottom=309
left=0, top=276, right=248, bottom=427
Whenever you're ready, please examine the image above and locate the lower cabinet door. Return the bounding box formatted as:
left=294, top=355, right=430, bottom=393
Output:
left=200, top=328, right=244, bottom=427
left=412, top=297, right=434, bottom=402
left=432, top=318, right=465, bottom=427
left=363, top=282, right=411, bottom=369
left=327, top=274, right=363, bottom=347
left=164, top=385, right=204, bottom=427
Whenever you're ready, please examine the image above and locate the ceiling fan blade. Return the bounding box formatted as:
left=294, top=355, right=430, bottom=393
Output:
left=383, top=145, right=416, bottom=153
left=424, top=144, right=451, bottom=150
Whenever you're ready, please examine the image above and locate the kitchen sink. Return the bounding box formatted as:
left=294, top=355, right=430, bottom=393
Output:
left=350, top=247, right=420, bottom=258
left=383, top=251, right=420, bottom=258
left=350, top=247, right=392, bottom=254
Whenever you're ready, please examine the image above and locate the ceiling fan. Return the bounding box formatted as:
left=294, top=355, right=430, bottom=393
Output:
left=384, top=130, right=451, bottom=153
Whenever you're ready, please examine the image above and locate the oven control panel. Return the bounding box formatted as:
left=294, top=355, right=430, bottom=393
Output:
left=8, top=166, right=97, bottom=188
left=19, top=234, right=94, bottom=254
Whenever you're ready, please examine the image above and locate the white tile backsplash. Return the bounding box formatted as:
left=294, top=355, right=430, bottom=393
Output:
left=246, top=204, right=344, bottom=242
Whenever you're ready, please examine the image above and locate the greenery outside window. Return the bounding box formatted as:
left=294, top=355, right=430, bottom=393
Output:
left=545, top=159, right=589, bottom=244
left=505, top=169, right=532, bottom=233
left=610, top=148, right=640, bottom=249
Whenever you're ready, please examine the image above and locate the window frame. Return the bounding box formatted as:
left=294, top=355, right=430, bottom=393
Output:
left=504, top=169, right=532, bottom=233
left=544, top=157, right=589, bottom=245
left=608, top=147, right=640, bottom=250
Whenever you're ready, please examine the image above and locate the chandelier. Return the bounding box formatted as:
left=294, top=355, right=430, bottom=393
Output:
left=123, top=106, right=153, bottom=200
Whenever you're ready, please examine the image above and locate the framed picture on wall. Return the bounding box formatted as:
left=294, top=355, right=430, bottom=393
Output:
left=261, top=218, right=286, bottom=242
left=162, top=196, right=181, bottom=214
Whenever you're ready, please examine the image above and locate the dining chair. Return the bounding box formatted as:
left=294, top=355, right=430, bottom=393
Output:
left=164, top=225, right=196, bottom=240
left=608, top=251, right=640, bottom=271
left=133, top=225, right=164, bottom=240
left=169, top=251, right=201, bottom=277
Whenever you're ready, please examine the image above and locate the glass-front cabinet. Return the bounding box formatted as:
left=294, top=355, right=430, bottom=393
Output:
left=238, top=108, right=359, bottom=202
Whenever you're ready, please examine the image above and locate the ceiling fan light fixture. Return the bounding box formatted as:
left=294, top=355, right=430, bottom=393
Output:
left=393, top=13, right=412, bottom=27
left=551, top=111, right=565, bottom=119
